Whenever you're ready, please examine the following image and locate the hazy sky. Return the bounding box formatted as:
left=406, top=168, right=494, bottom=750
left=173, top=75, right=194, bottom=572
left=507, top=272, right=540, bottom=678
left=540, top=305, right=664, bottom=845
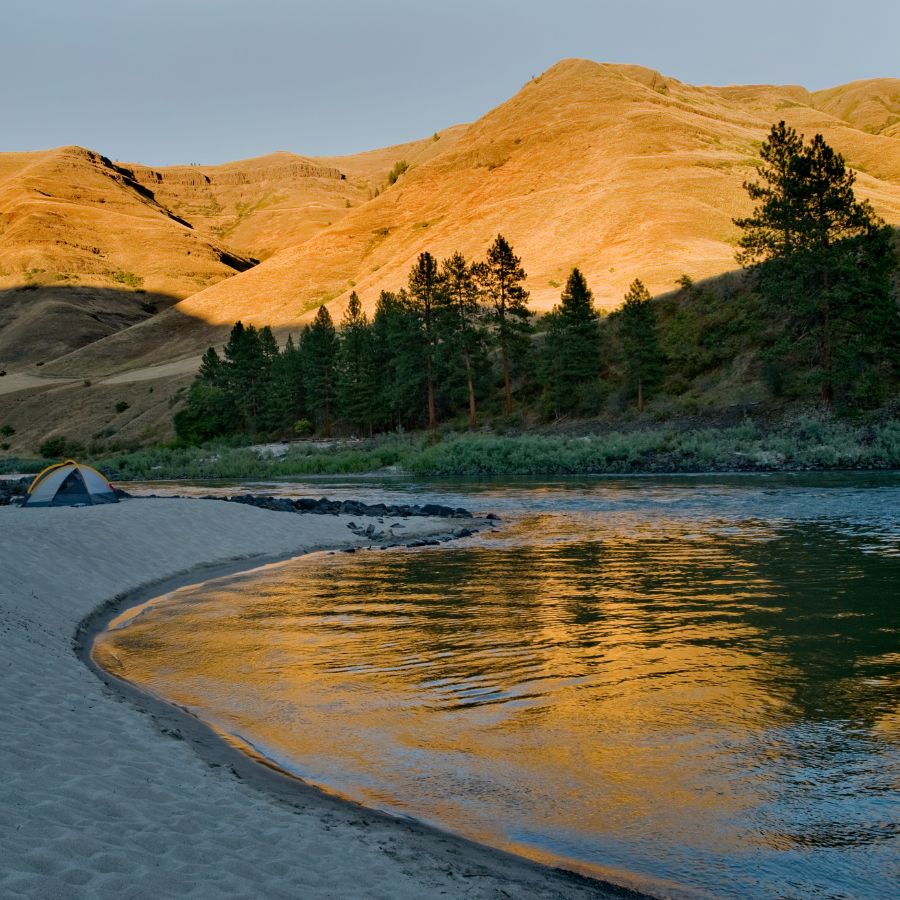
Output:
left=3, top=0, right=898, bottom=165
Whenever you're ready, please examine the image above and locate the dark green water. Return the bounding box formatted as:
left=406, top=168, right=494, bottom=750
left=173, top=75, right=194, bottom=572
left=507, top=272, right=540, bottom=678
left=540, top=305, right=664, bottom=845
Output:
left=102, top=476, right=900, bottom=898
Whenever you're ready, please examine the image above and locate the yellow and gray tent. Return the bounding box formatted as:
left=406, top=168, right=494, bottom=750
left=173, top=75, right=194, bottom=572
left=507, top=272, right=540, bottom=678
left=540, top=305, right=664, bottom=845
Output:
left=23, top=460, right=119, bottom=507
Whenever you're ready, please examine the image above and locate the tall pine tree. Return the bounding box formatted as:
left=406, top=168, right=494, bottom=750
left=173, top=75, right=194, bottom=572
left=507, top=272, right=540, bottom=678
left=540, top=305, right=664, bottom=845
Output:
left=281, top=334, right=307, bottom=425
left=174, top=344, right=240, bottom=443
left=371, top=290, right=426, bottom=430
left=302, top=306, right=338, bottom=434
left=735, top=121, right=898, bottom=407
left=222, top=321, right=270, bottom=433
left=407, top=252, right=444, bottom=428
left=476, top=235, right=531, bottom=414
left=440, top=252, right=486, bottom=427
left=619, top=279, right=663, bottom=412
left=541, top=268, right=601, bottom=417
left=198, top=346, right=226, bottom=385
left=337, top=292, right=376, bottom=435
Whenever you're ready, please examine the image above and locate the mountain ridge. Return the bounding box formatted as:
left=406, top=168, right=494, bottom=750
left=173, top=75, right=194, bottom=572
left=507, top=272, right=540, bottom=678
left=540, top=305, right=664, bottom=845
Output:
left=161, top=58, right=900, bottom=329
left=0, top=58, right=898, bottom=451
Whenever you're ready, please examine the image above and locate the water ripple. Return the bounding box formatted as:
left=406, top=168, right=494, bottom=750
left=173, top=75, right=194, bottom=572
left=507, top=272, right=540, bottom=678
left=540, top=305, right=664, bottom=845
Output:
left=98, top=475, right=900, bottom=898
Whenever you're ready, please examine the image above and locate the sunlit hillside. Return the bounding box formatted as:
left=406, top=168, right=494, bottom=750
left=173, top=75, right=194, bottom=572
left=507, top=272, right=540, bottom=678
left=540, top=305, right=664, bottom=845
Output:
left=122, top=127, right=468, bottom=262
left=0, top=59, right=898, bottom=452
left=167, top=59, right=900, bottom=330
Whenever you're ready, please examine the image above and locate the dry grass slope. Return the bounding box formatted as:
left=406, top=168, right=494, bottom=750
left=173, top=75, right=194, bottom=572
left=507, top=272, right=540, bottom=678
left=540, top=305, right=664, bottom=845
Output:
left=0, top=59, right=898, bottom=452
left=166, top=60, right=900, bottom=333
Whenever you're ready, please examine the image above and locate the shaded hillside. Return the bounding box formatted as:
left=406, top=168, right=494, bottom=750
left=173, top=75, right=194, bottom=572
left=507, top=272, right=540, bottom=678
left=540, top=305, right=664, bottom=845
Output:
left=0, top=285, right=179, bottom=367
left=0, top=362, right=191, bottom=452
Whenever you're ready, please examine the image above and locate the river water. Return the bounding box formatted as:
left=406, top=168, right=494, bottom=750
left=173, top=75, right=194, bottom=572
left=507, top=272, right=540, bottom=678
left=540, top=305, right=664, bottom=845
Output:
left=97, top=475, right=900, bottom=898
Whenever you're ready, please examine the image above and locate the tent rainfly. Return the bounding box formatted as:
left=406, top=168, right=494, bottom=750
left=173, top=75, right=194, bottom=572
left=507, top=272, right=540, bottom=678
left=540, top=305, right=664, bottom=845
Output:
left=23, top=460, right=119, bottom=507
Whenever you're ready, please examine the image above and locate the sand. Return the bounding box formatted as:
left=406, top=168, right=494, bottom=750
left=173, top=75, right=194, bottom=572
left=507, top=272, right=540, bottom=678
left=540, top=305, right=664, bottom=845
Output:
left=0, top=498, right=626, bottom=899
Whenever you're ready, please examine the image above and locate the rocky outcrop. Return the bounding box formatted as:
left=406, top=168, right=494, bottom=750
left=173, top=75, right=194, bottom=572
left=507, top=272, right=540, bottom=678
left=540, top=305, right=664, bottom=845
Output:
left=0, top=477, right=28, bottom=506
left=127, top=161, right=345, bottom=188
left=222, top=494, right=474, bottom=519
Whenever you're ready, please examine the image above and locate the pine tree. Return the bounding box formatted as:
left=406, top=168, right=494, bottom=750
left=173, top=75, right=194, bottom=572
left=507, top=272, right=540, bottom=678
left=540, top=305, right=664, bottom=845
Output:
left=302, top=306, right=338, bottom=434
left=619, top=279, right=663, bottom=412
left=734, top=121, right=807, bottom=264
left=253, top=325, right=283, bottom=432
left=407, top=252, right=444, bottom=428
left=198, top=346, right=225, bottom=385
left=476, top=235, right=531, bottom=414
left=176, top=343, right=243, bottom=443
left=541, top=268, right=601, bottom=417
left=259, top=325, right=280, bottom=365
left=337, top=292, right=376, bottom=435
left=280, top=334, right=307, bottom=423
left=222, top=321, right=269, bottom=433
left=734, top=121, right=898, bottom=407
left=174, top=381, right=241, bottom=444
left=371, top=290, right=426, bottom=430
left=439, top=252, right=486, bottom=427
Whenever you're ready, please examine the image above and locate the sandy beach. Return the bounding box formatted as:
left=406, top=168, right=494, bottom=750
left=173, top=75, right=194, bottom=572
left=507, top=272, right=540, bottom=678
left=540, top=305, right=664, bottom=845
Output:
left=0, top=498, right=627, bottom=899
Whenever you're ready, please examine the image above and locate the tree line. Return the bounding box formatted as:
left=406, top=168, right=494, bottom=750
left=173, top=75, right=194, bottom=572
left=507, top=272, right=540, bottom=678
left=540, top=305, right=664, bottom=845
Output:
left=175, top=235, right=663, bottom=442
left=175, top=124, right=898, bottom=444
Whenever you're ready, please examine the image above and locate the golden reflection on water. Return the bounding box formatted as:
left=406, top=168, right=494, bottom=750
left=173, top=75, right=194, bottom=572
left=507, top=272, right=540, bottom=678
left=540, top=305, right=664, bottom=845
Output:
left=95, top=511, right=900, bottom=897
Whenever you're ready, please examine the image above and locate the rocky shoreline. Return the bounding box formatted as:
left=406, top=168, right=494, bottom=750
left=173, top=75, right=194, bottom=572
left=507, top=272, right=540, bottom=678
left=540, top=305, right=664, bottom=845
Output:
left=184, top=493, right=492, bottom=547
left=2, top=478, right=498, bottom=533
left=0, top=475, right=28, bottom=505
left=221, top=493, right=480, bottom=520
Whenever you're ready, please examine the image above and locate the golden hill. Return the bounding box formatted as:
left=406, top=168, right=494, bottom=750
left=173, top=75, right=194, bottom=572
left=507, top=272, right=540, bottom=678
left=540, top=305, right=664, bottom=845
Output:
left=0, top=145, right=256, bottom=299
left=1, top=59, right=899, bottom=452
left=811, top=78, right=900, bottom=137
left=147, top=59, right=900, bottom=337
left=0, top=132, right=461, bottom=370
left=121, top=127, right=466, bottom=262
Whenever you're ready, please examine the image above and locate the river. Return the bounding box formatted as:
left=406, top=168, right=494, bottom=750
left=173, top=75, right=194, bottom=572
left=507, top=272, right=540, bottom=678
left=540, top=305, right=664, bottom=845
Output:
left=95, top=474, right=900, bottom=898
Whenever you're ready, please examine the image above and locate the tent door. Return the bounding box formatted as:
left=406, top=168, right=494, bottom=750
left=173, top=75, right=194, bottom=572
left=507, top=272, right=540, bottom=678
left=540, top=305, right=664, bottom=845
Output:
left=52, top=470, right=92, bottom=505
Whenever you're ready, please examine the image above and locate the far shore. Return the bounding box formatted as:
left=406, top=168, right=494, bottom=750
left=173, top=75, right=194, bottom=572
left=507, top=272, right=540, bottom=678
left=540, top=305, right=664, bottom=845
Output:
left=3, top=415, right=899, bottom=484
left=0, top=497, right=638, bottom=900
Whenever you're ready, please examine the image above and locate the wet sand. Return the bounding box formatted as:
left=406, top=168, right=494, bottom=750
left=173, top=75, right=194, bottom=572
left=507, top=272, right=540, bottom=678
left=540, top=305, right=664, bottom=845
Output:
left=0, top=498, right=633, bottom=899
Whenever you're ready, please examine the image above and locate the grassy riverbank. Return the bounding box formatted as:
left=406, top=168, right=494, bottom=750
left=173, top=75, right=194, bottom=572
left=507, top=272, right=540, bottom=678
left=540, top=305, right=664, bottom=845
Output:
left=5, top=416, right=897, bottom=481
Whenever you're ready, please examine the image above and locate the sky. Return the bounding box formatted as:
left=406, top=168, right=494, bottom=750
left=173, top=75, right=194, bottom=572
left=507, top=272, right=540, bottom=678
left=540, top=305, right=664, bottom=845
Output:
left=3, top=0, right=898, bottom=166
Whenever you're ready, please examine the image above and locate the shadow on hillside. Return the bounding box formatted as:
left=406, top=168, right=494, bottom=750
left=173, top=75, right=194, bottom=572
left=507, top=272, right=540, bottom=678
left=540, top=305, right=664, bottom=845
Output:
left=649, top=225, right=900, bottom=306
left=0, top=284, right=183, bottom=371
left=0, top=281, right=254, bottom=383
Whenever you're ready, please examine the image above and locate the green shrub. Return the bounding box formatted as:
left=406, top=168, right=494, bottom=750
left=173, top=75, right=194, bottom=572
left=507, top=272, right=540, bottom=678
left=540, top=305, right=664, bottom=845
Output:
left=114, top=401, right=130, bottom=414
left=111, top=270, right=144, bottom=289
left=39, top=436, right=83, bottom=459
left=174, top=383, right=240, bottom=445
left=80, top=417, right=900, bottom=481
left=387, top=160, right=409, bottom=185
left=0, top=457, right=43, bottom=474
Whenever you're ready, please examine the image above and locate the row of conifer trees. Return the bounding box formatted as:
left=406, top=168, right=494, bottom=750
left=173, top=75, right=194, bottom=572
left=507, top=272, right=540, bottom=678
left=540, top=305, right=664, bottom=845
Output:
left=174, top=235, right=663, bottom=442
left=175, top=122, right=899, bottom=444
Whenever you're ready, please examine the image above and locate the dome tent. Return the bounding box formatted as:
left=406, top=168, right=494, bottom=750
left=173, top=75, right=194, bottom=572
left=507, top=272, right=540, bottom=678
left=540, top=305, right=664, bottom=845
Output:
left=23, top=460, right=119, bottom=507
